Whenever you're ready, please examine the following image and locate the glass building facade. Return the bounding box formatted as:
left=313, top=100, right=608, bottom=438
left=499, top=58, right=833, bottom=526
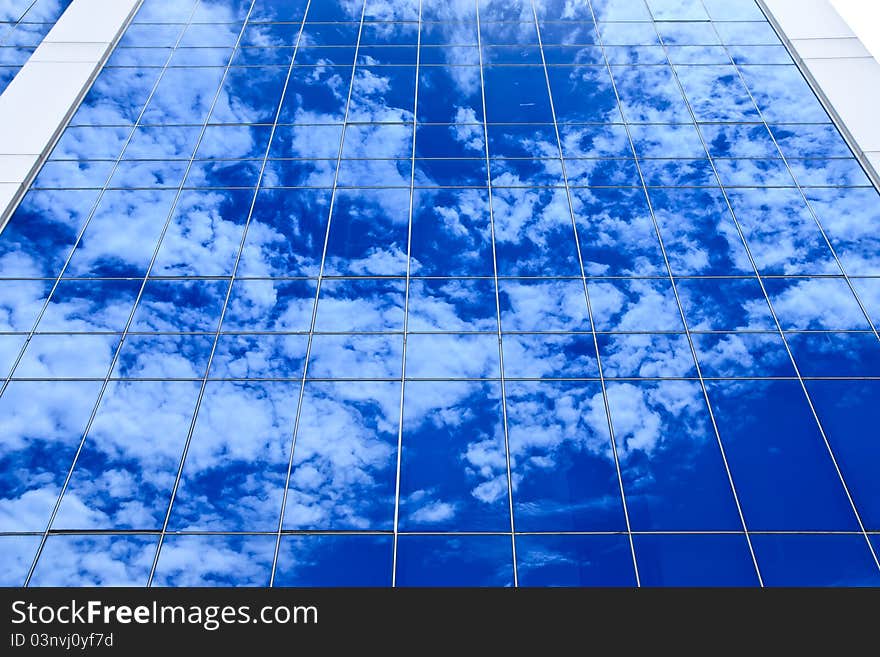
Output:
left=0, top=0, right=879, bottom=587
left=0, top=0, right=72, bottom=94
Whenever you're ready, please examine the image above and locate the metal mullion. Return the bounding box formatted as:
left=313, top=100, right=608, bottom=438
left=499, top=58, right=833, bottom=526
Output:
left=145, top=0, right=315, bottom=586
left=686, top=0, right=880, bottom=572
left=530, top=0, right=641, bottom=587
left=699, top=2, right=879, bottom=343
left=588, top=0, right=766, bottom=586
left=21, top=0, right=200, bottom=588
left=475, top=0, right=518, bottom=588
left=14, top=528, right=880, bottom=537
left=390, top=0, right=421, bottom=589
left=267, top=0, right=368, bottom=587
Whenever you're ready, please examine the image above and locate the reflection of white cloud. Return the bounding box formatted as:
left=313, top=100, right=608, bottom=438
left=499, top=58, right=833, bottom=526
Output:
left=284, top=382, right=398, bottom=529
left=451, top=107, right=484, bottom=151
left=0, top=535, right=39, bottom=586
left=153, top=535, right=273, bottom=587
left=30, top=535, right=155, bottom=587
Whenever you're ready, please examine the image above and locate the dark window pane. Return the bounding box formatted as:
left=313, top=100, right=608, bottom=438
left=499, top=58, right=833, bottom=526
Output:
left=635, top=534, right=759, bottom=587
left=507, top=381, right=625, bottom=532
left=708, top=380, right=860, bottom=531
left=396, top=536, right=514, bottom=587
left=752, top=535, right=880, bottom=587
left=275, top=535, right=393, bottom=587
left=517, top=535, right=636, bottom=587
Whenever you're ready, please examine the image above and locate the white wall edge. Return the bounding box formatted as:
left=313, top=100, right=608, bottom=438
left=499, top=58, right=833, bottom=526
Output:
left=0, top=0, right=143, bottom=229
left=760, top=0, right=880, bottom=190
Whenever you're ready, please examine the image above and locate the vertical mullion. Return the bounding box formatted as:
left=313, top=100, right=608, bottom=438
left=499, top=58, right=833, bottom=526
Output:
left=588, top=0, right=768, bottom=585
left=391, top=0, right=422, bottom=589
left=21, top=0, right=202, bottom=588
left=684, top=0, right=880, bottom=572
left=529, top=0, right=640, bottom=587
left=475, top=0, right=518, bottom=588
left=268, top=0, right=369, bottom=587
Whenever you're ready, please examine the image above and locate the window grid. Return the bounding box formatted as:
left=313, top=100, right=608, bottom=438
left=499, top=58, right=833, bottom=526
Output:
left=268, top=0, right=368, bottom=587
left=475, top=0, right=520, bottom=589
left=696, top=3, right=879, bottom=342
left=587, top=0, right=762, bottom=587
left=531, top=0, right=640, bottom=586
left=645, top=0, right=880, bottom=573
left=7, top=0, right=206, bottom=585
left=2, top=0, right=879, bottom=588
left=21, top=0, right=251, bottom=587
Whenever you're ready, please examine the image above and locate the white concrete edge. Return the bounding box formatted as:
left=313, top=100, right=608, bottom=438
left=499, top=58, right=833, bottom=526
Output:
left=0, top=0, right=143, bottom=229
left=760, top=0, right=880, bottom=190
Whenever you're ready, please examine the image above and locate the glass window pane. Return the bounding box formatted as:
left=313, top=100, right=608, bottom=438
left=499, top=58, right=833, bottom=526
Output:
left=517, top=535, right=636, bottom=587
left=808, top=381, right=880, bottom=529
left=210, top=334, right=309, bottom=379
left=0, top=381, right=103, bottom=532
left=223, top=279, right=316, bottom=333
left=708, top=380, right=860, bottom=531
left=507, top=381, right=625, bottom=531
left=130, top=279, right=229, bottom=333
left=396, top=536, right=514, bottom=587
left=634, top=534, right=759, bottom=587
left=588, top=279, right=685, bottom=333
left=407, top=279, right=498, bottom=332
left=751, top=535, right=880, bottom=587
left=275, top=535, right=393, bottom=587
left=153, top=534, right=275, bottom=587
left=168, top=381, right=300, bottom=531
left=307, top=334, right=403, bottom=380
left=499, top=279, right=591, bottom=332
left=113, top=334, right=214, bottom=380
left=30, top=535, right=156, bottom=587
left=37, top=280, right=141, bottom=332
left=405, top=334, right=500, bottom=379
left=282, top=382, right=399, bottom=530
left=15, top=334, right=119, bottom=379
left=52, top=381, right=202, bottom=530
left=314, top=278, right=405, bottom=333
left=0, top=535, right=40, bottom=586
left=410, top=188, right=494, bottom=276
left=608, top=381, right=744, bottom=531
left=571, top=188, right=666, bottom=276
left=400, top=381, right=508, bottom=531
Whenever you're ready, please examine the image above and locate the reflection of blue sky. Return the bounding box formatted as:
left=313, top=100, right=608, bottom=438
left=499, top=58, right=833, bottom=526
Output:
left=517, top=534, right=636, bottom=587
left=396, top=535, right=513, bottom=587
left=276, top=535, right=393, bottom=587
left=2, top=0, right=880, bottom=587
left=750, top=534, right=880, bottom=587
left=635, top=534, right=759, bottom=587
